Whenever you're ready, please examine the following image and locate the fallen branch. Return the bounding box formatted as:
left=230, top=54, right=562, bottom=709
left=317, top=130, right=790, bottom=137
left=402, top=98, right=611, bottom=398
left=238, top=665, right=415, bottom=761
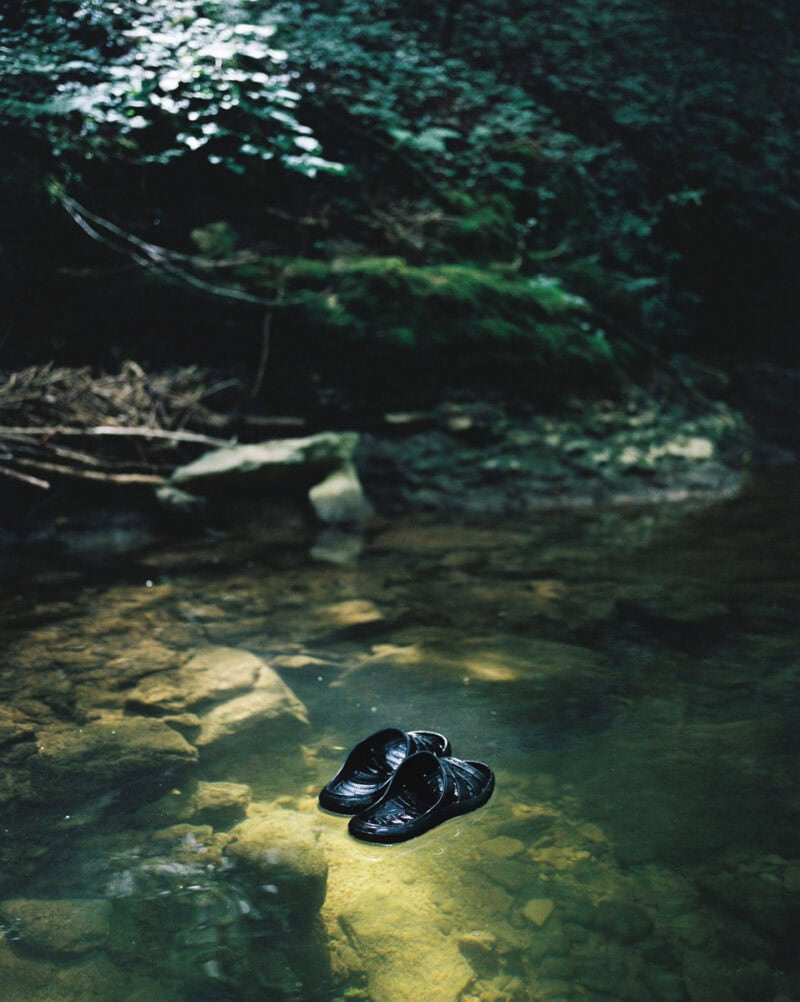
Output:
left=0, top=464, right=50, bottom=489
left=11, top=457, right=166, bottom=486
left=0, top=425, right=232, bottom=448
left=59, top=192, right=289, bottom=308
left=0, top=364, right=244, bottom=493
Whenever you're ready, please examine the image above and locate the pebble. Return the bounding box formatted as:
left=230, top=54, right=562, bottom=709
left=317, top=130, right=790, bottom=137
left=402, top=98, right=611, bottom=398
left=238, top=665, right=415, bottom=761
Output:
left=480, top=835, right=526, bottom=859
left=522, top=898, right=555, bottom=927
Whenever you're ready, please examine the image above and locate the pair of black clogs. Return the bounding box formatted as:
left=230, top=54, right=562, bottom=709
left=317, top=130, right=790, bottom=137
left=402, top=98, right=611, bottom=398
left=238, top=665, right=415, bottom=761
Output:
left=318, top=727, right=495, bottom=843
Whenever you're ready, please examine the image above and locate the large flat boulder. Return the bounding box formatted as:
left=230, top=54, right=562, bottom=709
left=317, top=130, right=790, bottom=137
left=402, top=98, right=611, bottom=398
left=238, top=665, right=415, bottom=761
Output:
left=125, top=646, right=308, bottom=751
left=29, top=713, right=198, bottom=804
left=126, top=646, right=263, bottom=714
left=163, top=432, right=371, bottom=524
left=170, top=432, right=357, bottom=491
left=194, top=680, right=308, bottom=747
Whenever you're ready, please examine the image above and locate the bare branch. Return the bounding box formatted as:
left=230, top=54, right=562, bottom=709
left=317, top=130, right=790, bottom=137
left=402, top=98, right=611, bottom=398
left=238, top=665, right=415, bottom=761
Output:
left=58, top=192, right=296, bottom=308
left=0, top=425, right=232, bottom=448
left=0, top=465, right=50, bottom=489
left=12, top=456, right=166, bottom=486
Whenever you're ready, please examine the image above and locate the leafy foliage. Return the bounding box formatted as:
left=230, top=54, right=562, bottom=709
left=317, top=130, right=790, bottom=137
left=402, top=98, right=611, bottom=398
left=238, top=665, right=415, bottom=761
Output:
left=0, top=0, right=342, bottom=177
left=270, top=0, right=800, bottom=347
left=1, top=0, right=798, bottom=386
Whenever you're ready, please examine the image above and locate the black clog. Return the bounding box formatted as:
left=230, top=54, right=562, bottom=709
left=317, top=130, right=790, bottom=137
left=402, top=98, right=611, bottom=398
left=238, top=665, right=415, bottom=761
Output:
left=348, top=750, right=495, bottom=844
left=318, top=727, right=451, bottom=815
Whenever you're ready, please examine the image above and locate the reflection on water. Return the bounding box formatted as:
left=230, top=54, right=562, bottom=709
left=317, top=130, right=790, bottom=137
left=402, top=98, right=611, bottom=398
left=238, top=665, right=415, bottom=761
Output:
left=0, top=474, right=798, bottom=1001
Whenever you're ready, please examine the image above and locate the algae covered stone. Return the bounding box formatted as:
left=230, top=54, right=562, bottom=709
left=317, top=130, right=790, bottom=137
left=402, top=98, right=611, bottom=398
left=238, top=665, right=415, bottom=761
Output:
left=523, top=898, right=555, bottom=927
left=126, top=646, right=263, bottom=713
left=479, top=835, right=526, bottom=859
left=194, top=666, right=309, bottom=747
left=124, top=646, right=309, bottom=750
left=29, top=713, right=198, bottom=804
left=0, top=898, right=111, bottom=955
left=191, top=780, right=252, bottom=827
left=226, top=808, right=328, bottom=925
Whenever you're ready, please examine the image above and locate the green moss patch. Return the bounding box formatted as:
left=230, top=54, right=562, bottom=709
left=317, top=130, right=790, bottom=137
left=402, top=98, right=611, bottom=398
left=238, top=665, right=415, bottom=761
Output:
left=258, top=255, right=616, bottom=391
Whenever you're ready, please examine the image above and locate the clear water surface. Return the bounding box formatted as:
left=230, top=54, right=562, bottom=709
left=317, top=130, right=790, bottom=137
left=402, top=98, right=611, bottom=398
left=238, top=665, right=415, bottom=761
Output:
left=0, top=472, right=798, bottom=1001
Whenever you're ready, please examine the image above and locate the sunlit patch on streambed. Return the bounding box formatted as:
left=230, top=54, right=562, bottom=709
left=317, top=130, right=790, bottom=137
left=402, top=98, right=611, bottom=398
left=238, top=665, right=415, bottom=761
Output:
left=0, top=475, right=798, bottom=1000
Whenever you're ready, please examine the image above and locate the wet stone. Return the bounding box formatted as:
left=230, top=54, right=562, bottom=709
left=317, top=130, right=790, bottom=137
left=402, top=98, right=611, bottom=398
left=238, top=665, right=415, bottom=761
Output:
left=153, top=822, right=214, bottom=844
left=527, top=925, right=569, bottom=961
left=457, top=930, right=498, bottom=977
left=225, top=808, right=328, bottom=925
left=160, top=712, right=201, bottom=736
left=683, top=955, right=744, bottom=1002
left=562, top=921, right=590, bottom=944
left=572, top=950, right=646, bottom=999
left=480, top=835, right=526, bottom=859
left=126, top=646, right=263, bottom=713
left=29, top=713, right=199, bottom=804
left=700, top=872, right=794, bottom=938
left=537, top=978, right=574, bottom=1001
left=487, top=858, right=538, bottom=892
left=672, top=912, right=715, bottom=947
left=124, top=646, right=309, bottom=750
left=530, top=846, right=592, bottom=870
left=640, top=967, right=687, bottom=1002
left=0, top=707, right=36, bottom=751
left=593, top=899, right=654, bottom=943
left=523, top=898, right=555, bottom=927
left=104, top=640, right=185, bottom=689
left=190, top=780, right=252, bottom=827
left=0, top=938, right=181, bottom=1002
left=0, top=898, right=112, bottom=955
left=714, top=916, right=772, bottom=960
left=194, top=678, right=309, bottom=748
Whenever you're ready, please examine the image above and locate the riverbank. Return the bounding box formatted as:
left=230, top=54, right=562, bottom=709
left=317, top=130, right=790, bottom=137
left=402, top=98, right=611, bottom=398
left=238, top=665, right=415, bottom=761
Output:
left=0, top=361, right=796, bottom=554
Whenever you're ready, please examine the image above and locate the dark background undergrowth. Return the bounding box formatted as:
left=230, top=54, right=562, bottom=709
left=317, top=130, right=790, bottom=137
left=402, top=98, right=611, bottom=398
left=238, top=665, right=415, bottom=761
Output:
left=1, top=0, right=798, bottom=414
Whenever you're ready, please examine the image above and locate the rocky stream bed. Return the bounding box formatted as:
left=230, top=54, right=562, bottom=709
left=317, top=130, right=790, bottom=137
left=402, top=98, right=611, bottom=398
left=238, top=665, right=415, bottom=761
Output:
left=0, top=357, right=798, bottom=1001
left=1, top=461, right=799, bottom=1001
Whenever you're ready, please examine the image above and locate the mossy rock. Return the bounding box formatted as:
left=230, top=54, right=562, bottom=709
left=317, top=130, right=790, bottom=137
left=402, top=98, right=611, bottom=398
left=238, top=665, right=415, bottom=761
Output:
left=245, top=253, right=617, bottom=397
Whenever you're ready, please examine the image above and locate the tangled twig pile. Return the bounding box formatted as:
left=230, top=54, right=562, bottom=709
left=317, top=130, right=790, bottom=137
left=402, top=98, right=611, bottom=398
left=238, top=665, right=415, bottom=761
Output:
left=0, top=362, right=238, bottom=490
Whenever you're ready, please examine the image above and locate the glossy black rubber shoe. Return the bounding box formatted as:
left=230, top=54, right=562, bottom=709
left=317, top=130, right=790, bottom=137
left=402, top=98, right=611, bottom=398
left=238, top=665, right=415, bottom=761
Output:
left=348, top=750, right=494, bottom=844
left=318, top=727, right=452, bottom=815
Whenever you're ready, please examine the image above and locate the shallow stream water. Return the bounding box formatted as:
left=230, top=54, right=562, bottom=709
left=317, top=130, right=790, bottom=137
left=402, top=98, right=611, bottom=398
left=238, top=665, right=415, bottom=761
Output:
left=0, top=472, right=798, bottom=1001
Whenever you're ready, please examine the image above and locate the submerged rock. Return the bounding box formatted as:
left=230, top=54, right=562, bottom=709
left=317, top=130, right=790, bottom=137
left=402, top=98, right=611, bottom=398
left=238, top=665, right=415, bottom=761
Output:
left=126, top=646, right=263, bottom=712
left=0, top=937, right=180, bottom=1002
left=194, top=681, right=308, bottom=748
left=29, top=713, right=198, bottom=805
left=0, top=707, right=36, bottom=750
left=191, top=780, right=252, bottom=827
left=102, top=819, right=321, bottom=1001
left=593, top=898, right=654, bottom=943
left=0, top=898, right=111, bottom=956
left=104, top=640, right=186, bottom=689
left=479, top=835, right=526, bottom=860
left=125, top=645, right=309, bottom=750
left=225, top=808, right=328, bottom=925
left=329, top=884, right=473, bottom=1002
left=523, top=898, right=555, bottom=927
